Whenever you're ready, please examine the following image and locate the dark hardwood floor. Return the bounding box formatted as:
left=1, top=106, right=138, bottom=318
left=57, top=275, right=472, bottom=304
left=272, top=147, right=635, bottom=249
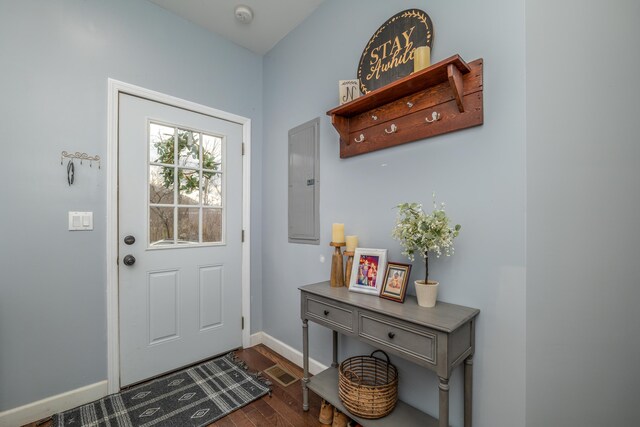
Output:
left=23, top=344, right=327, bottom=427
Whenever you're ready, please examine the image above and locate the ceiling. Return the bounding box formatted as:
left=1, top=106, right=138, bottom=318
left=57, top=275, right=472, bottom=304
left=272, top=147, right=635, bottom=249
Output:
left=148, top=0, right=326, bottom=55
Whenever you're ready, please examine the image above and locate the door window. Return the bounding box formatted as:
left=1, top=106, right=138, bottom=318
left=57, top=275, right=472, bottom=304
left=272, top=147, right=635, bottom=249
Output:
left=148, top=122, right=224, bottom=246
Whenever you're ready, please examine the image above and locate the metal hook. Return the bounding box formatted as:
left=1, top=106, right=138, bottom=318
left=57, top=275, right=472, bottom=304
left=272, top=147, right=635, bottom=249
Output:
left=60, top=151, right=101, bottom=169
left=406, top=102, right=414, bottom=108
left=384, top=124, right=398, bottom=134
left=354, top=134, right=365, bottom=143
left=371, top=115, right=378, bottom=121
left=425, top=111, right=442, bottom=123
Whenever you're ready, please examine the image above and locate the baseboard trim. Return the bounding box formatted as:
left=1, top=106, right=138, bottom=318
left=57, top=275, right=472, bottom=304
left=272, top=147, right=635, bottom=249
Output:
left=0, top=380, right=108, bottom=427
left=249, top=331, right=328, bottom=375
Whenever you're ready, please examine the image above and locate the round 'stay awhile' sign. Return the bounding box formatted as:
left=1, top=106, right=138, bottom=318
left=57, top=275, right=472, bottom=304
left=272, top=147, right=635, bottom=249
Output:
left=357, top=9, right=434, bottom=94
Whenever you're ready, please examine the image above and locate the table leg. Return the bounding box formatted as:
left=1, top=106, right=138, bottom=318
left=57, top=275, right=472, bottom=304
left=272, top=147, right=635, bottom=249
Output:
left=302, top=319, right=309, bottom=411
left=439, top=377, right=449, bottom=427
left=464, top=355, right=473, bottom=427
left=331, top=330, right=339, bottom=368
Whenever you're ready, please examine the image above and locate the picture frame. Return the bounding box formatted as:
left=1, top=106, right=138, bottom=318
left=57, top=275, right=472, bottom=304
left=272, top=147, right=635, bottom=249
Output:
left=379, top=262, right=412, bottom=303
left=348, top=248, right=388, bottom=295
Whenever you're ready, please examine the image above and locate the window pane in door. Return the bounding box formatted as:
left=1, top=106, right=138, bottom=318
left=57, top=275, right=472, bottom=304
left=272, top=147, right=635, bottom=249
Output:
left=149, top=165, right=175, bottom=204
left=150, top=123, right=175, bottom=164
left=177, top=129, right=200, bottom=168
left=178, top=169, right=200, bottom=205
left=203, top=208, right=222, bottom=243
left=150, top=207, right=175, bottom=245
left=202, top=173, right=222, bottom=207
left=177, top=208, right=199, bottom=243
left=202, top=134, right=222, bottom=171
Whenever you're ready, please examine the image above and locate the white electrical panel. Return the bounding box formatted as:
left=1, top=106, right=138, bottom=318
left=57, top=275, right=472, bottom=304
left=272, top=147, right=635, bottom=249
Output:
left=288, top=118, right=320, bottom=245
left=68, top=211, right=93, bottom=231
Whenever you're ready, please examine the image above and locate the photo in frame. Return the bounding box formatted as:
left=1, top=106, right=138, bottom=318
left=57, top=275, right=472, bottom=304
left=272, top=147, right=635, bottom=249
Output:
left=379, top=262, right=412, bottom=303
left=348, top=248, right=388, bottom=295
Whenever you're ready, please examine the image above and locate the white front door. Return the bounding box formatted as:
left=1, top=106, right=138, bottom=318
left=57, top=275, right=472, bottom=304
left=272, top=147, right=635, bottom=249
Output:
left=118, top=93, right=243, bottom=387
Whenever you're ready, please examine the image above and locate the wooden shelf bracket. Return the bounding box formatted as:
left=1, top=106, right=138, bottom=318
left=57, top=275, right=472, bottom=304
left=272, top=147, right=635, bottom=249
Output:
left=330, top=115, right=350, bottom=146
left=447, top=64, right=465, bottom=113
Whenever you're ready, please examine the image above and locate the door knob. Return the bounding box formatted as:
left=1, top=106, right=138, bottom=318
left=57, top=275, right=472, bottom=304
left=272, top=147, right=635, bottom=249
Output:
left=123, top=255, right=136, bottom=266
left=124, top=235, right=136, bottom=245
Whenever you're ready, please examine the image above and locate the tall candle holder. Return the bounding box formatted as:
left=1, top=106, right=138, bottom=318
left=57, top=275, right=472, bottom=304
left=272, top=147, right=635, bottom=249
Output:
left=330, top=242, right=346, bottom=287
left=343, top=250, right=354, bottom=286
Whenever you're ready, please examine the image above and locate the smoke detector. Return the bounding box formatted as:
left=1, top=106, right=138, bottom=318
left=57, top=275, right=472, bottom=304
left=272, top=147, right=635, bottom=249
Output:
left=234, top=5, right=254, bottom=24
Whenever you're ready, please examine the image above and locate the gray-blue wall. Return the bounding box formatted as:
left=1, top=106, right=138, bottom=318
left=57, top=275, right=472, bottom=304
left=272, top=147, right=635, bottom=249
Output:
left=0, top=0, right=263, bottom=411
left=262, top=1, right=526, bottom=425
left=526, top=0, right=640, bottom=425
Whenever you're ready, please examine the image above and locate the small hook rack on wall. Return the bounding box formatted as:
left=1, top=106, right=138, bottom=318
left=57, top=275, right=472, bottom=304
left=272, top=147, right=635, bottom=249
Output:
left=60, top=151, right=100, bottom=186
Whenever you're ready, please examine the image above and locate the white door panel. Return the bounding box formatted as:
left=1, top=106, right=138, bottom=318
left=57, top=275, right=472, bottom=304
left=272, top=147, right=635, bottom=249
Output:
left=118, top=94, right=243, bottom=387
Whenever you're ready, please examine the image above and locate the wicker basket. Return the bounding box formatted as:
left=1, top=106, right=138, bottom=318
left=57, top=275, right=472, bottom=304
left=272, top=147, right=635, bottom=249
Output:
left=338, top=350, right=398, bottom=419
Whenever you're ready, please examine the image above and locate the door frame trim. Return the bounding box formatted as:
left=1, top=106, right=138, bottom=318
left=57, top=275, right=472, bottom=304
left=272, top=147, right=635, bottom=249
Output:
left=106, top=79, right=251, bottom=394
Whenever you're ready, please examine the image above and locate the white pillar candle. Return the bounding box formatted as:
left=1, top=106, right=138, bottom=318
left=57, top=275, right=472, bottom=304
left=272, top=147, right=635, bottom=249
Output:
left=413, top=46, right=431, bottom=73
left=332, top=223, right=345, bottom=243
left=345, top=235, right=358, bottom=252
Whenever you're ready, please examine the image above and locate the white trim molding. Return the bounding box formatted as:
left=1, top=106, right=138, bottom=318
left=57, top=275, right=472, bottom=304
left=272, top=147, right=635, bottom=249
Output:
left=0, top=381, right=108, bottom=427
left=250, top=332, right=328, bottom=375
left=106, top=79, right=252, bottom=394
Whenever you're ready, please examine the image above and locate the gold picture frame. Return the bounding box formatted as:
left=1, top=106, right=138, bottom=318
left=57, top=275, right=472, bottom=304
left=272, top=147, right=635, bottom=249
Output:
left=379, top=262, right=412, bottom=303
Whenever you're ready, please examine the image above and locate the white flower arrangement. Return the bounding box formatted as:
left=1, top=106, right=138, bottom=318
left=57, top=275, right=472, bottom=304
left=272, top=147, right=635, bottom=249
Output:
left=392, top=194, right=461, bottom=283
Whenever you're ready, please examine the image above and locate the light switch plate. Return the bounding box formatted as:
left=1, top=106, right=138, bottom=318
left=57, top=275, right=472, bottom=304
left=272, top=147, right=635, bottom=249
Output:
left=69, top=211, right=93, bottom=231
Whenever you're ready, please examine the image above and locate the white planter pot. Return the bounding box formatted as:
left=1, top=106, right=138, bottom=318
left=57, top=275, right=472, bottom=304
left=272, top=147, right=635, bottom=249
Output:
left=414, top=280, right=439, bottom=307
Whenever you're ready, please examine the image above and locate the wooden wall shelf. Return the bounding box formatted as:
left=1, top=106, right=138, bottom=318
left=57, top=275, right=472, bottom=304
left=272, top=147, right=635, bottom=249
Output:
left=327, top=54, right=484, bottom=158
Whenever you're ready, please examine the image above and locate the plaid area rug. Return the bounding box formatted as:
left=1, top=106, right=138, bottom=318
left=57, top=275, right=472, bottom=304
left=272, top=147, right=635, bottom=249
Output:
left=53, top=353, right=271, bottom=427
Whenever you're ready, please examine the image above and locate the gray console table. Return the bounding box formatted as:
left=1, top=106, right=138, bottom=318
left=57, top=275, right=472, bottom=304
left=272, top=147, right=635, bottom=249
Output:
left=300, top=282, right=479, bottom=427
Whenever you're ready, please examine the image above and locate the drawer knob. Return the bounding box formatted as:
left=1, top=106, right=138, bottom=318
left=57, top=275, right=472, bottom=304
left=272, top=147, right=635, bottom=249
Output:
left=388, top=332, right=395, bottom=339
left=324, top=310, right=329, bottom=316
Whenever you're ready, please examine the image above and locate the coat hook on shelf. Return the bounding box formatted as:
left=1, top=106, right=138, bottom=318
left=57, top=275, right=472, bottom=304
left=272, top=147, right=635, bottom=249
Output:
left=354, top=134, right=365, bottom=143
left=384, top=124, right=398, bottom=134
left=425, top=111, right=442, bottom=123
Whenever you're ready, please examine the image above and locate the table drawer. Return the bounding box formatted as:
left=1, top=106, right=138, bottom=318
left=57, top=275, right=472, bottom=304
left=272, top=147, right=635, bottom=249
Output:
left=359, top=312, right=437, bottom=366
left=305, top=296, right=355, bottom=333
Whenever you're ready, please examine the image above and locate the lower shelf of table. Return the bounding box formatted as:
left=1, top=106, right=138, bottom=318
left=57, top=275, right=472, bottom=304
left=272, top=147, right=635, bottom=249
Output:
left=306, top=367, right=441, bottom=427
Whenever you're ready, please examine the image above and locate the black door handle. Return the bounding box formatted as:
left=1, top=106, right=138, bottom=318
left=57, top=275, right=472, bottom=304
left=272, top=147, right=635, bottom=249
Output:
left=123, top=255, right=136, bottom=266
